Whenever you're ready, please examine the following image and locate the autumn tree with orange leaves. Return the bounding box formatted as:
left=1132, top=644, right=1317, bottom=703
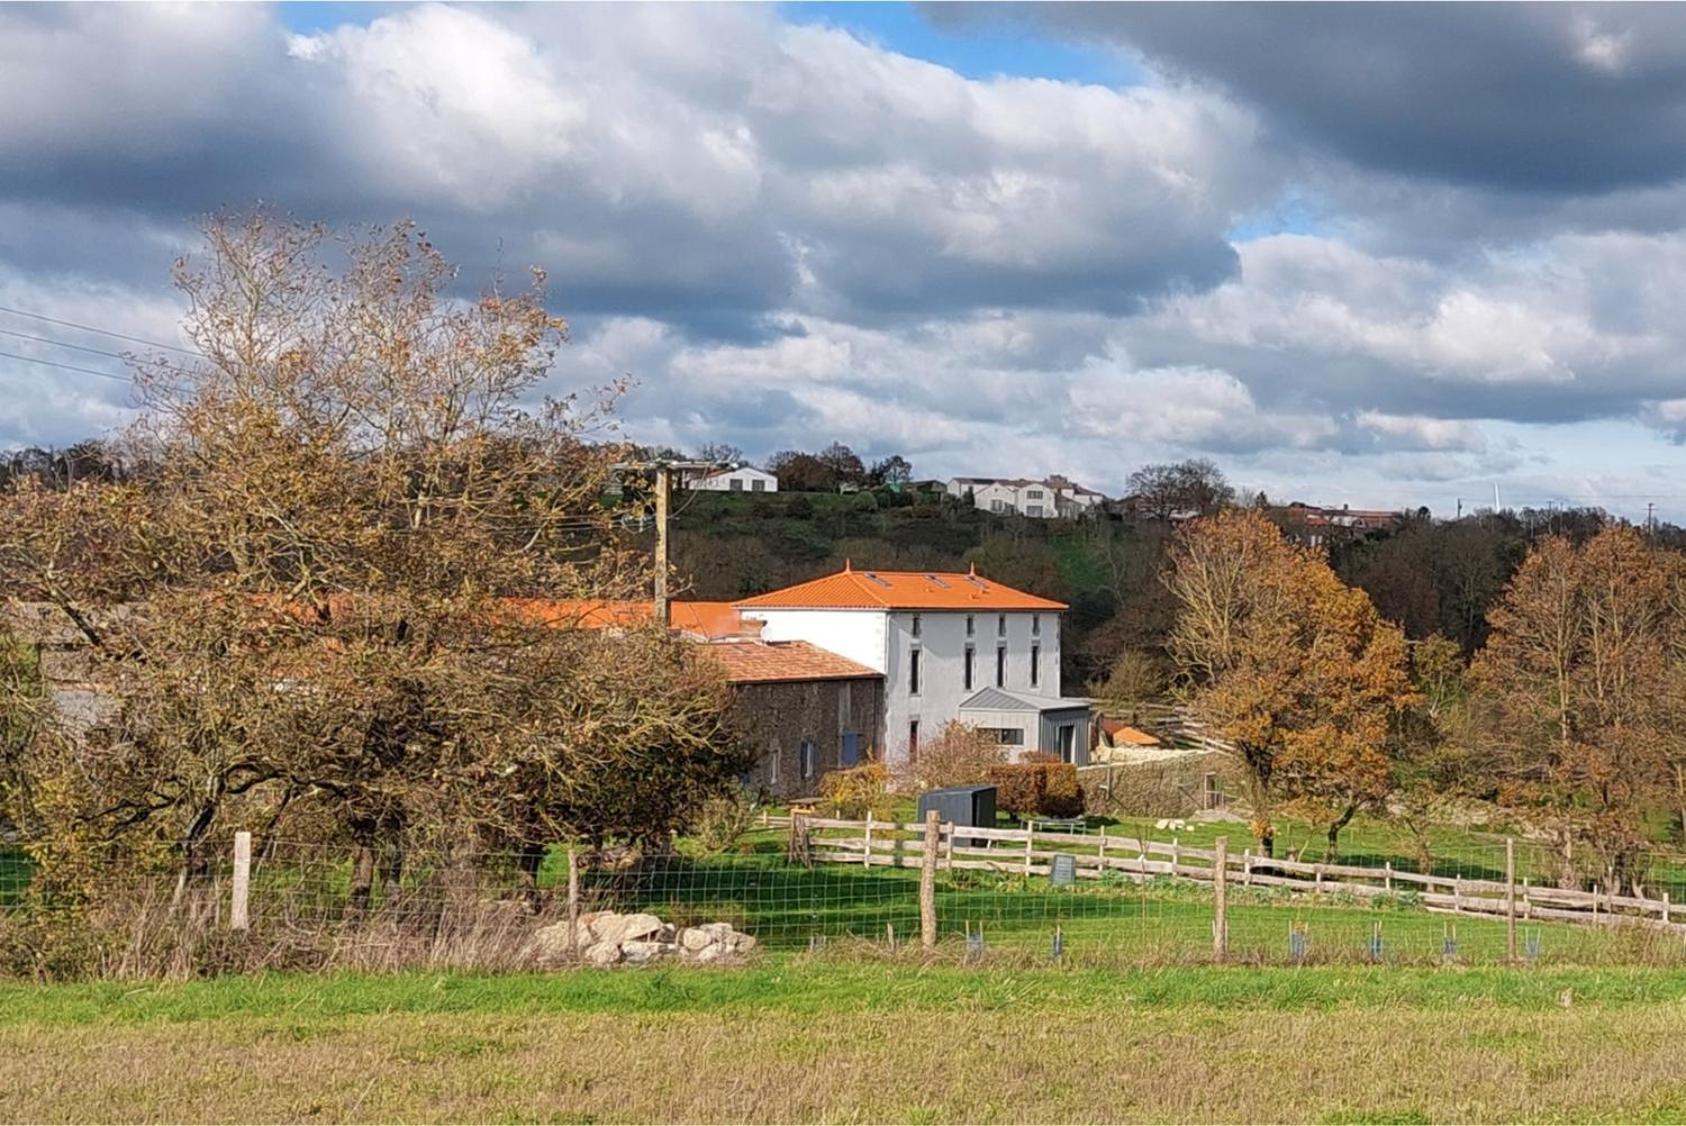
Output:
left=1166, top=510, right=1415, bottom=859
left=1471, top=526, right=1686, bottom=891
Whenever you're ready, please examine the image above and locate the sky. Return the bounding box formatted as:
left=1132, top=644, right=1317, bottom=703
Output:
left=5, top=3, right=1686, bottom=521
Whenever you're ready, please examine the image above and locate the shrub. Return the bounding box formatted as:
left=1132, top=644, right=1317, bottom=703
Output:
left=987, top=758, right=1085, bottom=818
left=785, top=494, right=815, bottom=520
left=894, top=722, right=1003, bottom=794
left=692, top=790, right=758, bottom=855
left=820, top=762, right=893, bottom=820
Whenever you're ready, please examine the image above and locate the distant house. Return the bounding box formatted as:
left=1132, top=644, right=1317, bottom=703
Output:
left=733, top=565, right=1089, bottom=767
left=687, top=465, right=778, bottom=493
left=945, top=476, right=1105, bottom=519
left=1274, top=502, right=1405, bottom=547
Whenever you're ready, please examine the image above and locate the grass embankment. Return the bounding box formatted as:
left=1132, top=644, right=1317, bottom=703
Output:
left=8, top=963, right=1686, bottom=1122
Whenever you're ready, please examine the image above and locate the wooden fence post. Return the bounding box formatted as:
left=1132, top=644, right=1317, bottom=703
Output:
left=1024, top=824, right=1034, bottom=876
left=567, top=846, right=581, bottom=959
left=1243, top=848, right=1252, bottom=888
left=1212, top=835, right=1228, bottom=962
left=1505, top=837, right=1517, bottom=963
left=1170, top=837, right=1180, bottom=878
left=863, top=814, right=874, bottom=869
left=1384, top=861, right=1393, bottom=893
left=230, top=831, right=251, bottom=931
left=920, top=810, right=939, bottom=952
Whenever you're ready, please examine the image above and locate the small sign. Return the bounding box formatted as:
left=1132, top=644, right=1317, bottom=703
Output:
left=1050, top=853, right=1077, bottom=886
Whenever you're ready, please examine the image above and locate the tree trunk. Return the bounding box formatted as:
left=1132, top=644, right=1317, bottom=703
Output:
left=517, top=841, right=547, bottom=914
left=349, top=843, right=375, bottom=919
left=1326, top=805, right=1357, bottom=864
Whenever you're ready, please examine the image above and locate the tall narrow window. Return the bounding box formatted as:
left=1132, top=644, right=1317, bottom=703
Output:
left=909, top=648, right=921, bottom=696
left=911, top=614, right=921, bottom=638
left=800, top=739, right=818, bottom=780
left=908, top=720, right=920, bottom=762
left=1032, top=614, right=1041, bottom=637
left=997, top=613, right=1007, bottom=637
left=996, top=645, right=1006, bottom=688
left=966, top=614, right=975, bottom=637
left=1030, top=643, right=1040, bottom=688
left=964, top=644, right=975, bottom=691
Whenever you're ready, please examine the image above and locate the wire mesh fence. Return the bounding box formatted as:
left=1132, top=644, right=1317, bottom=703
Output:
left=5, top=815, right=1686, bottom=977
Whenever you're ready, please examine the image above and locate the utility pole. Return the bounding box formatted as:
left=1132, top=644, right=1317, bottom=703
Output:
left=1648, top=502, right=1656, bottom=538
left=654, top=462, right=671, bottom=626
left=1456, top=497, right=1462, bottom=520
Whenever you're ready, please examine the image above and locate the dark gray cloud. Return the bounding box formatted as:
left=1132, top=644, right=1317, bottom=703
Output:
left=972, top=3, right=1686, bottom=195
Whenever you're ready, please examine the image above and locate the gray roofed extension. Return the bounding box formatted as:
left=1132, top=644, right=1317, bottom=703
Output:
left=960, top=687, right=1091, bottom=713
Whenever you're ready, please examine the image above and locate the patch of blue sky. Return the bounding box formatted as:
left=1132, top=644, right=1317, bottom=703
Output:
left=1227, top=193, right=1328, bottom=242
left=780, top=2, right=1142, bottom=87
left=275, top=2, right=389, bottom=36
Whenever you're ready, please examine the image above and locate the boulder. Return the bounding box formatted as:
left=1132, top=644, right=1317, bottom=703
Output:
left=589, top=912, right=665, bottom=949
left=621, top=940, right=678, bottom=964
left=583, top=940, right=622, bottom=966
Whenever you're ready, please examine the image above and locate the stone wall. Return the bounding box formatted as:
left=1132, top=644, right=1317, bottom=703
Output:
left=736, top=676, right=885, bottom=799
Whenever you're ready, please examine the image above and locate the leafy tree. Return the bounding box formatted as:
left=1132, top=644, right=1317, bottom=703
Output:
left=767, top=450, right=833, bottom=492
left=868, top=454, right=913, bottom=488
left=1471, top=527, right=1677, bottom=889
left=816, top=442, right=867, bottom=488
left=0, top=215, right=745, bottom=904
left=1166, top=511, right=1415, bottom=857
left=1126, top=458, right=1235, bottom=521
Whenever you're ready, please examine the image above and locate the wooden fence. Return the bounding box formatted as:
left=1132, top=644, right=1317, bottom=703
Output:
left=775, top=814, right=1686, bottom=937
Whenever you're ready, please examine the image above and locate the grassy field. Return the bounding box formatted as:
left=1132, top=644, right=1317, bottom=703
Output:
left=8, top=962, right=1686, bottom=1122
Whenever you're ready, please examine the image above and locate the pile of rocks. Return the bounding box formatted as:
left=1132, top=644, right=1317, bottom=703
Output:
left=530, top=911, right=758, bottom=967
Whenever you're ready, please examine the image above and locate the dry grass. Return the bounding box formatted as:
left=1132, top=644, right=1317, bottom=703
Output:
left=7, top=965, right=1686, bottom=1122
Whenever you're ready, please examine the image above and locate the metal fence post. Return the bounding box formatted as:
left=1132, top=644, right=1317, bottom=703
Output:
left=567, top=846, right=581, bottom=960
left=230, top=830, right=251, bottom=931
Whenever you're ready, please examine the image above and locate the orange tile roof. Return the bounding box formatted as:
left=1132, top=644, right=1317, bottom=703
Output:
left=504, top=599, right=746, bottom=638
left=701, top=639, right=882, bottom=685
left=733, top=568, right=1066, bottom=612
left=1100, top=717, right=1162, bottom=747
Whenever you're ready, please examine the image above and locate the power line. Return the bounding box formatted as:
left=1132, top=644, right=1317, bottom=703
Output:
left=0, top=326, right=137, bottom=363
left=0, top=302, right=200, bottom=357
left=0, top=348, right=134, bottom=386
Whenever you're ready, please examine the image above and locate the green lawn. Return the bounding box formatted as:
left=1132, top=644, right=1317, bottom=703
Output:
left=8, top=963, right=1686, bottom=1122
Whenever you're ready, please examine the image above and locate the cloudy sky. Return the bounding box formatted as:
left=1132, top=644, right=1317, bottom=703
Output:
left=5, top=3, right=1686, bottom=520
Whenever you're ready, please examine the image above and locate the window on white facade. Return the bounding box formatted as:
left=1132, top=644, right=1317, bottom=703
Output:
left=751, top=479, right=765, bottom=492
left=800, top=739, right=817, bottom=780
left=991, top=500, right=1007, bottom=513
left=1030, top=643, right=1040, bottom=688
left=1027, top=489, right=1044, bottom=498
left=909, top=648, right=921, bottom=696
left=996, top=645, right=1006, bottom=688
left=963, top=644, right=974, bottom=691
left=991, top=728, right=1025, bottom=746
left=1027, top=505, right=1045, bottom=517
left=911, top=614, right=921, bottom=638
left=1032, top=614, right=1041, bottom=636
left=730, top=478, right=744, bottom=491
left=997, top=614, right=1006, bottom=637
left=966, top=614, right=975, bottom=637
left=908, top=720, right=920, bottom=761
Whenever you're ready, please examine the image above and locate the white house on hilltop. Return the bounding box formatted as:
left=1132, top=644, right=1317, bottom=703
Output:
left=733, top=565, right=1090, bottom=768
left=687, top=465, right=778, bottom=493
left=946, top=476, right=1105, bottom=519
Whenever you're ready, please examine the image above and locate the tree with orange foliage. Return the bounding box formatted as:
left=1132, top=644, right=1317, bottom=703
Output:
left=1166, top=511, right=1415, bottom=858
left=1472, top=526, right=1675, bottom=890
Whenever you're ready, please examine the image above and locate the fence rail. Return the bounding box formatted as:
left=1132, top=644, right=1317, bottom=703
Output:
left=788, top=815, right=1686, bottom=935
